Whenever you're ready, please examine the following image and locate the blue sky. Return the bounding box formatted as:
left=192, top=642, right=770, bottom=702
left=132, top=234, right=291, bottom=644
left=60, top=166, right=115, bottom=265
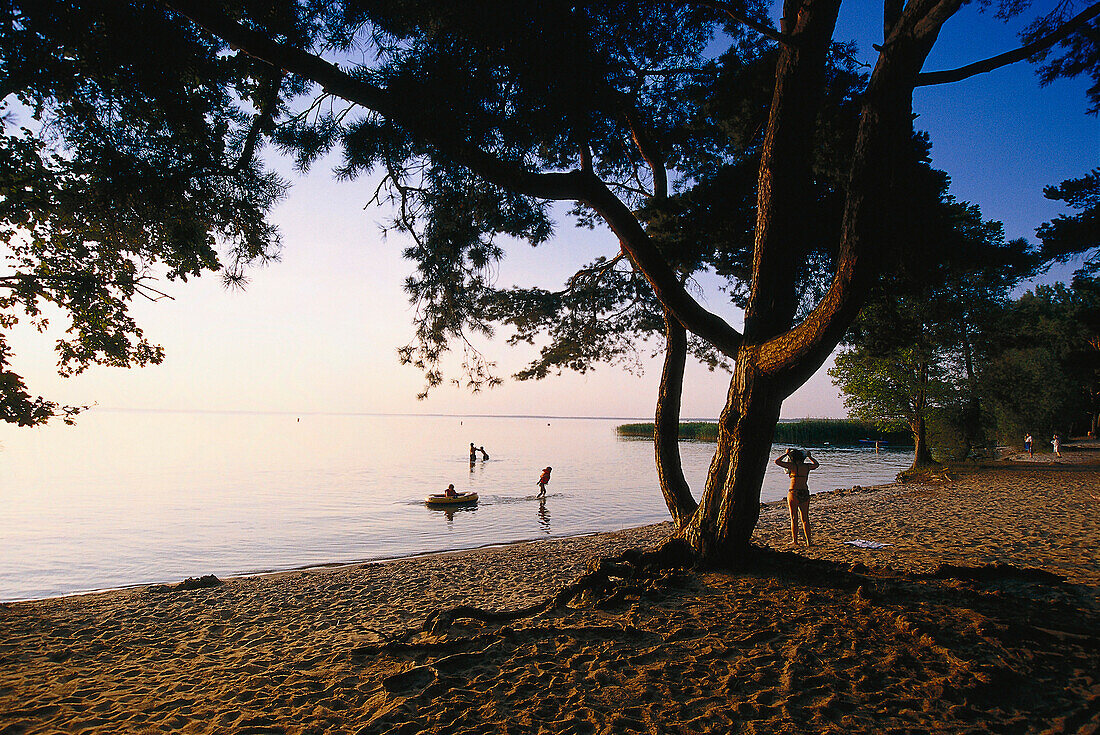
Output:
left=4, top=2, right=1097, bottom=421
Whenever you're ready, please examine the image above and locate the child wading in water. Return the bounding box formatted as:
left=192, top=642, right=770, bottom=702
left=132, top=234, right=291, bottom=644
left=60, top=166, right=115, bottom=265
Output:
left=775, top=448, right=819, bottom=546
left=537, top=467, right=552, bottom=497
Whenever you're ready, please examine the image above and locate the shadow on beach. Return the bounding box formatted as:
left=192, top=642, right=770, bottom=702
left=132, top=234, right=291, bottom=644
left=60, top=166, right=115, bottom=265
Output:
left=2, top=446, right=1098, bottom=733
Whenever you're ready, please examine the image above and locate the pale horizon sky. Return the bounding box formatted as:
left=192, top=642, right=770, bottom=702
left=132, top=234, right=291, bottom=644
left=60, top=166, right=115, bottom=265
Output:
left=3, top=2, right=1097, bottom=423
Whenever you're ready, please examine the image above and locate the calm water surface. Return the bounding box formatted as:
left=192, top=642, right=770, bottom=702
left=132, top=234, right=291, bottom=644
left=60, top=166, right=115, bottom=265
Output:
left=0, top=411, right=910, bottom=601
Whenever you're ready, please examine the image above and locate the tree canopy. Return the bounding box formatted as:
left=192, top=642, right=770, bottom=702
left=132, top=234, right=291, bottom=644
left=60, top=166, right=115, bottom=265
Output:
left=1, top=0, right=290, bottom=423
left=2, top=0, right=1098, bottom=562
left=1038, top=169, right=1100, bottom=275
left=829, top=159, right=1041, bottom=466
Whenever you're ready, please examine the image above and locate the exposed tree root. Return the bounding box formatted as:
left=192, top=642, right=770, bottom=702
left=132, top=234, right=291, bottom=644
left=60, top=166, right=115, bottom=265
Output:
left=351, top=536, right=1088, bottom=675
left=351, top=538, right=697, bottom=658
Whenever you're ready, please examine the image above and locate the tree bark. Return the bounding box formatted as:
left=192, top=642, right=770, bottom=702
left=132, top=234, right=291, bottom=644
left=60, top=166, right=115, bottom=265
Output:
left=671, top=0, right=840, bottom=563
left=911, top=415, right=936, bottom=466
left=654, top=311, right=698, bottom=528
left=745, top=0, right=842, bottom=342
left=677, top=349, right=784, bottom=564
left=910, top=358, right=938, bottom=466
left=672, top=0, right=962, bottom=562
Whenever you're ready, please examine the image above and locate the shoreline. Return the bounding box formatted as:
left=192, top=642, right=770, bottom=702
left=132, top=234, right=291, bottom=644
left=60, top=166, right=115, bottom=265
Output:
left=9, top=449, right=1097, bottom=604
left=3, top=478, right=911, bottom=606
left=3, top=451, right=1098, bottom=733
left=3, top=525, right=677, bottom=606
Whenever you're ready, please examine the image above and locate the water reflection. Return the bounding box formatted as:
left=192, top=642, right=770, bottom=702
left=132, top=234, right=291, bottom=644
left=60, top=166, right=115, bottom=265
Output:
left=537, top=497, right=550, bottom=533
left=428, top=503, right=479, bottom=525
left=0, top=411, right=913, bottom=601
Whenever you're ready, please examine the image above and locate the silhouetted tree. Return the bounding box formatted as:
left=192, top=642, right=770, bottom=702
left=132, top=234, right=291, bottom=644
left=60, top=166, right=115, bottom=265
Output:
left=3, top=0, right=1097, bottom=564
left=1038, top=170, right=1100, bottom=275
left=0, top=0, right=290, bottom=424
left=985, top=277, right=1100, bottom=442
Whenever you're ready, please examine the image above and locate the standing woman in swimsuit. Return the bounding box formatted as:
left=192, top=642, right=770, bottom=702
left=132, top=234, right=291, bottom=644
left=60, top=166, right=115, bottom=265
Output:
left=775, top=448, right=820, bottom=546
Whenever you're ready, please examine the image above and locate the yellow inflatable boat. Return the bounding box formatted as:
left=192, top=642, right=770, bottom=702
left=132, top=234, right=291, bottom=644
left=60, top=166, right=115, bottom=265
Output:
left=425, top=491, right=479, bottom=506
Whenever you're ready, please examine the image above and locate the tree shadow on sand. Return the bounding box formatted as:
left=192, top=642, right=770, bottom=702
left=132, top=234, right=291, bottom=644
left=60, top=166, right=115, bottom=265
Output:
left=349, top=545, right=1099, bottom=733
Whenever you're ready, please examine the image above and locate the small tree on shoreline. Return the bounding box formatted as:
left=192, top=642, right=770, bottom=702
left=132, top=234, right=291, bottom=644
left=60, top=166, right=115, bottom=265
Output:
left=829, top=187, right=1040, bottom=468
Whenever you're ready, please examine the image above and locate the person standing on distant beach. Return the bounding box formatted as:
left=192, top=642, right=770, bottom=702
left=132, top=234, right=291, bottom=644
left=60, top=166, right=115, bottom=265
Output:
left=775, top=448, right=819, bottom=547
left=537, top=466, right=552, bottom=497
left=1052, top=434, right=1062, bottom=458
left=1024, top=433, right=1033, bottom=457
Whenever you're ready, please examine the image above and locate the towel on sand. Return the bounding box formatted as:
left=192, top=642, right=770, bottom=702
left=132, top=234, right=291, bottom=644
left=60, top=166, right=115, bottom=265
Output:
left=846, top=539, right=892, bottom=549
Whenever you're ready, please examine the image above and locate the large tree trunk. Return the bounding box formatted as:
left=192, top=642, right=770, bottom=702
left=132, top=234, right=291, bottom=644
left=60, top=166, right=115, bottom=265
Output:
left=677, top=353, right=784, bottom=564
left=670, top=0, right=841, bottom=563
left=910, top=358, right=938, bottom=467
left=655, top=311, right=697, bottom=528
left=668, top=0, right=957, bottom=563
left=911, top=415, right=936, bottom=466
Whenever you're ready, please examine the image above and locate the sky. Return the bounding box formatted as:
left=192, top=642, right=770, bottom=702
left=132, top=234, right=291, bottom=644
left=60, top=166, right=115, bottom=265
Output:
left=4, top=1, right=1098, bottom=421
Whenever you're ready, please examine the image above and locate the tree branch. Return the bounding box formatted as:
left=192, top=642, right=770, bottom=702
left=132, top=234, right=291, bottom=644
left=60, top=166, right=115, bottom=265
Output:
left=161, top=0, right=588, bottom=201
left=236, top=69, right=285, bottom=172
left=883, top=0, right=904, bottom=40
left=683, top=0, right=793, bottom=46
left=916, top=2, right=1100, bottom=87
left=621, top=104, right=668, bottom=200
left=634, top=66, right=716, bottom=78
left=758, top=0, right=960, bottom=390
left=566, top=253, right=626, bottom=290
left=576, top=173, right=743, bottom=356
left=0, top=274, right=175, bottom=301
left=160, top=0, right=745, bottom=357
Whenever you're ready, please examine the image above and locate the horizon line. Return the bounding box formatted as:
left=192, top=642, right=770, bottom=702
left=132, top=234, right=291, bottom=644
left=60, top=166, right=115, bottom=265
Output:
left=89, top=407, right=844, bottom=422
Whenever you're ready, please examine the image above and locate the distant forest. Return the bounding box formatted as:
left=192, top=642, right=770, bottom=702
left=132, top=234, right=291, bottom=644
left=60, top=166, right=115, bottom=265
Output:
left=616, top=419, right=914, bottom=446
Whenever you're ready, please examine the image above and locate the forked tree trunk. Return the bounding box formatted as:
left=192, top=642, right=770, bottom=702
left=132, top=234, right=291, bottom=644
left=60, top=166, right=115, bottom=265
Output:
left=676, top=352, right=785, bottom=563
left=665, top=0, right=951, bottom=564
left=668, top=0, right=841, bottom=563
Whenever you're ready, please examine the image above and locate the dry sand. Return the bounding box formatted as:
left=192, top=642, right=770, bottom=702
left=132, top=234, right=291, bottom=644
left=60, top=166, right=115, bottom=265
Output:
left=2, top=443, right=1098, bottom=734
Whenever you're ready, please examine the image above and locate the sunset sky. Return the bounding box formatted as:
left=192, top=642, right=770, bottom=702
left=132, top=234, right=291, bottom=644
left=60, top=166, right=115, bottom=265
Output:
left=4, top=2, right=1097, bottom=421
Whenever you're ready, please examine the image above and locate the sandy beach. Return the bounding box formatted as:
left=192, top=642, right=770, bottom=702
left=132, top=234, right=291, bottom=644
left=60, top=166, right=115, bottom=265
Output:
left=2, top=444, right=1098, bottom=734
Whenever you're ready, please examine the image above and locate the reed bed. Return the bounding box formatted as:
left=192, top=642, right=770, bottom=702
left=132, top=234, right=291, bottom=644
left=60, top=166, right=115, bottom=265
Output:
left=616, top=419, right=912, bottom=446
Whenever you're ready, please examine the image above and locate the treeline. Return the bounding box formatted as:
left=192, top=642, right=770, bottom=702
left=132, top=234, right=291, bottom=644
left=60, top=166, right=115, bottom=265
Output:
left=831, top=272, right=1100, bottom=462
left=616, top=419, right=912, bottom=446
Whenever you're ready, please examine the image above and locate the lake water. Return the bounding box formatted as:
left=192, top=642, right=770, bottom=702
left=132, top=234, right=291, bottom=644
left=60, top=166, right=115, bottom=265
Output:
left=0, top=411, right=911, bottom=601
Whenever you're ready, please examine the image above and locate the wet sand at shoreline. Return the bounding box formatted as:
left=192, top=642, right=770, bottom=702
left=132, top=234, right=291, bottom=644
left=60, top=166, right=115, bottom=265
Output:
left=2, top=444, right=1098, bottom=733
